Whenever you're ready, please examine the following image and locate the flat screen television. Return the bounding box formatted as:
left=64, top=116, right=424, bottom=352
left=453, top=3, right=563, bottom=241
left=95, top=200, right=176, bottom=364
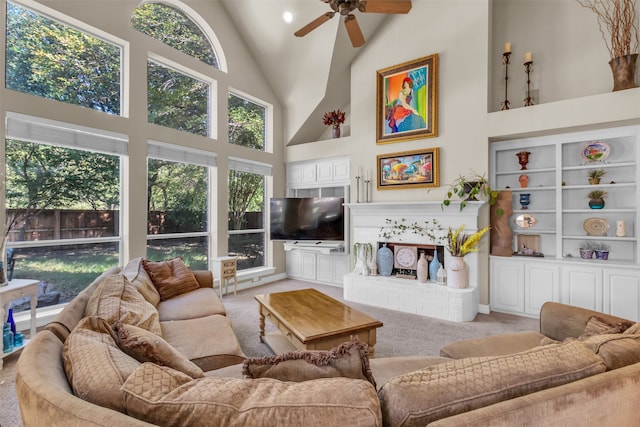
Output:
left=270, top=197, right=344, bottom=241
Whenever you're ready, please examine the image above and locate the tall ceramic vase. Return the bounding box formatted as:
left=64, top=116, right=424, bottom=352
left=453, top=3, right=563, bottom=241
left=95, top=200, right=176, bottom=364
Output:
left=416, top=252, right=428, bottom=283
left=447, top=256, right=468, bottom=289
left=428, top=252, right=440, bottom=282
left=377, top=244, right=393, bottom=277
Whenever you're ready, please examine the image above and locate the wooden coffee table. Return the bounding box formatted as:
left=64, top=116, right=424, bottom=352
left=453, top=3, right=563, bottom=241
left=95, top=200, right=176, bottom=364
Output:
left=255, top=288, right=383, bottom=357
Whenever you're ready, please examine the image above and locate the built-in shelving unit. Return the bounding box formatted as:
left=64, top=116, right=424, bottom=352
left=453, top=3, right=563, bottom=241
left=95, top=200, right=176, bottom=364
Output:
left=489, top=125, right=640, bottom=321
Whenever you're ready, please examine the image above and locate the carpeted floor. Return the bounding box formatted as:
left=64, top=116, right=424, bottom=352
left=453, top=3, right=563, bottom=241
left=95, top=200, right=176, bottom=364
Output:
left=0, top=278, right=538, bottom=426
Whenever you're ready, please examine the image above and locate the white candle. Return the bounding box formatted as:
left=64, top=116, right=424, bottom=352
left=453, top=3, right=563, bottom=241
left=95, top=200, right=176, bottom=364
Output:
left=525, top=52, right=532, bottom=62
left=504, top=42, right=511, bottom=53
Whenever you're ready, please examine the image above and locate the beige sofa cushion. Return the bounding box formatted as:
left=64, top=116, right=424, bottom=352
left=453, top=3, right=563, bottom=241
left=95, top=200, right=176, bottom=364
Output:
left=582, top=333, right=640, bottom=370
left=439, top=331, right=545, bottom=359
left=242, top=338, right=376, bottom=387
left=113, top=321, right=204, bottom=378
left=142, top=257, right=200, bottom=301
left=624, top=322, right=640, bottom=334
left=122, top=257, right=161, bottom=307
left=378, top=341, right=606, bottom=427
left=122, top=362, right=382, bottom=427
left=161, top=314, right=246, bottom=371
left=84, top=273, right=161, bottom=335
left=157, top=287, right=226, bottom=321
left=62, top=316, right=140, bottom=413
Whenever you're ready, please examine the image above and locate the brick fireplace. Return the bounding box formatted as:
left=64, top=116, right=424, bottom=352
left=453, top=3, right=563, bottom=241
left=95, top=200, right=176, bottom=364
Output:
left=344, top=201, right=488, bottom=322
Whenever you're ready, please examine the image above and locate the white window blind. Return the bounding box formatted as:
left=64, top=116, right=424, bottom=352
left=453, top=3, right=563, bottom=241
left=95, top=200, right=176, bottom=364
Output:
left=5, top=112, right=128, bottom=155
left=147, top=140, right=217, bottom=167
left=228, top=156, right=272, bottom=175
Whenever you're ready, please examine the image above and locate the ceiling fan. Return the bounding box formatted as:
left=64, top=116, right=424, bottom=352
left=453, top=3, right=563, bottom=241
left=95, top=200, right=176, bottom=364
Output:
left=294, top=0, right=412, bottom=48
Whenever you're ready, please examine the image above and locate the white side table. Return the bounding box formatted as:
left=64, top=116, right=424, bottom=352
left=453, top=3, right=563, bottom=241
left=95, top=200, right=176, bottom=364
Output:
left=1, top=279, right=39, bottom=369
left=212, top=257, right=238, bottom=297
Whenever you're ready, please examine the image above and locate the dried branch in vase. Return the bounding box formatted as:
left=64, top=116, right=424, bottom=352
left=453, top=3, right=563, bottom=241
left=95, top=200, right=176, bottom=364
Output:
left=577, top=0, right=639, bottom=58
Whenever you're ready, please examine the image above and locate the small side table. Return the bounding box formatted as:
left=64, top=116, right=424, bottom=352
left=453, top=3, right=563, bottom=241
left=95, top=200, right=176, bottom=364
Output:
left=1, top=279, right=39, bottom=370
left=212, top=257, right=238, bottom=297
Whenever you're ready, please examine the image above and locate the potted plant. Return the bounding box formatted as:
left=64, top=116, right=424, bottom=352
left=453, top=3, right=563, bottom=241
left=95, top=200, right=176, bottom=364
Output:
left=587, top=189, right=608, bottom=209
left=579, top=241, right=596, bottom=259
left=577, top=0, right=639, bottom=91
left=322, top=110, right=345, bottom=138
left=446, top=224, right=491, bottom=288
left=588, top=168, right=606, bottom=184
left=441, top=173, right=501, bottom=214
left=593, top=242, right=611, bottom=260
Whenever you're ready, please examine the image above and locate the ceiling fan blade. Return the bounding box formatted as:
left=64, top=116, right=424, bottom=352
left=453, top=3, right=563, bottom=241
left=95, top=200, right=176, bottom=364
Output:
left=294, top=12, right=335, bottom=37
left=344, top=14, right=365, bottom=48
left=361, top=0, right=412, bottom=14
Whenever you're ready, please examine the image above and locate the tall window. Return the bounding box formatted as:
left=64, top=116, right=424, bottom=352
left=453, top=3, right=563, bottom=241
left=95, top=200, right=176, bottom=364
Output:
left=147, top=60, right=210, bottom=136
left=228, top=93, right=267, bottom=151
left=228, top=159, right=271, bottom=270
left=146, top=143, right=215, bottom=269
left=5, top=1, right=122, bottom=115
left=131, top=2, right=218, bottom=68
left=4, top=115, right=125, bottom=312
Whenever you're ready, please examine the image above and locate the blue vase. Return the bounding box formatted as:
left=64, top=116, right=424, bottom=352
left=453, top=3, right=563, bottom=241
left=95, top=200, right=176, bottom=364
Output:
left=429, top=253, right=440, bottom=281
left=377, top=244, right=393, bottom=276
left=7, top=307, right=16, bottom=337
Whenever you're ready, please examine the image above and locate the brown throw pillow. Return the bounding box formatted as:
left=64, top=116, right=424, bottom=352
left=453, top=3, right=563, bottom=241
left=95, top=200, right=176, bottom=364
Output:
left=242, top=338, right=376, bottom=388
left=581, top=316, right=632, bottom=338
left=582, top=333, right=640, bottom=370
left=623, top=322, right=640, bottom=334
left=113, top=321, right=204, bottom=379
left=142, top=257, right=200, bottom=301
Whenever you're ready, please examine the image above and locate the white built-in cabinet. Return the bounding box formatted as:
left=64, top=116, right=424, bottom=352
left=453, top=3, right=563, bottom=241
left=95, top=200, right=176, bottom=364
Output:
left=490, top=125, right=640, bottom=321
left=284, top=157, right=350, bottom=286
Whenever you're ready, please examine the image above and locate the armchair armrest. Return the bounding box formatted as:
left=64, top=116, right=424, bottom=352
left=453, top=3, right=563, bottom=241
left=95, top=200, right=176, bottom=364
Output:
left=193, top=270, right=214, bottom=289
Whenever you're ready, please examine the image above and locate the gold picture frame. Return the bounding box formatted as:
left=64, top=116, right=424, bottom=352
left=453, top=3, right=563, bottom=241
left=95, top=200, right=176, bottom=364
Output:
left=377, top=147, right=439, bottom=190
left=376, top=53, right=438, bottom=144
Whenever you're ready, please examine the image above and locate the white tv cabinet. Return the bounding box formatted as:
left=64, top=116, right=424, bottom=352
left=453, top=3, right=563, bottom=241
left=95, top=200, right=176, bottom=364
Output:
left=489, top=125, right=640, bottom=321
left=284, top=157, right=351, bottom=287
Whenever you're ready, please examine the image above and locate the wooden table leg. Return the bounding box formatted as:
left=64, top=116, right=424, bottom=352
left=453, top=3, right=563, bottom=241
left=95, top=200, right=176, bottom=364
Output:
left=258, top=310, right=265, bottom=343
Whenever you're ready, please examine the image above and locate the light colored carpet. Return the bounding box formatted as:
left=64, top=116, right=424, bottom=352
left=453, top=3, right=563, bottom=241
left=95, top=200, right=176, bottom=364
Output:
left=0, top=278, right=538, bottom=427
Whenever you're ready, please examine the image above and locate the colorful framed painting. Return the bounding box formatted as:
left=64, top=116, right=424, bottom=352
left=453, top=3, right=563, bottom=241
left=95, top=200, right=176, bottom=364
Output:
left=376, top=53, right=438, bottom=144
left=377, top=147, right=439, bottom=190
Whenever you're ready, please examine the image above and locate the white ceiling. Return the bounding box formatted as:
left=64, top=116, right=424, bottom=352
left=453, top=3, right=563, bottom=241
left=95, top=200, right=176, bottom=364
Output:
left=220, top=0, right=397, bottom=145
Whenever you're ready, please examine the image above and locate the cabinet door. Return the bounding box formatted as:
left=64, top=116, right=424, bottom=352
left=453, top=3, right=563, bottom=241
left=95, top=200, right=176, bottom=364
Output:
left=316, top=161, right=334, bottom=183
left=285, top=250, right=302, bottom=278
left=490, top=259, right=525, bottom=314
left=561, top=266, right=603, bottom=312
left=604, top=269, right=640, bottom=321
left=316, top=254, right=334, bottom=283
left=299, top=251, right=317, bottom=280
left=332, top=158, right=350, bottom=183
left=524, top=263, right=559, bottom=315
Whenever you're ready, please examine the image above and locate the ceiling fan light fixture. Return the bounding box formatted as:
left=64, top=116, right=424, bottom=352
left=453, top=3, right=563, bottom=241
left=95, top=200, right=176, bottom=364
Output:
left=282, top=11, right=293, bottom=24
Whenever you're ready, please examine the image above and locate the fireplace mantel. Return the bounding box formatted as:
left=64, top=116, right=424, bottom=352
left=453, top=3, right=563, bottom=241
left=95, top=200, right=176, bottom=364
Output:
left=344, top=200, right=489, bottom=321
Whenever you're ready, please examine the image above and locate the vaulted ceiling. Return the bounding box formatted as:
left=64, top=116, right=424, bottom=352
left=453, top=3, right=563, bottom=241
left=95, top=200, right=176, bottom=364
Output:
left=220, top=0, right=402, bottom=145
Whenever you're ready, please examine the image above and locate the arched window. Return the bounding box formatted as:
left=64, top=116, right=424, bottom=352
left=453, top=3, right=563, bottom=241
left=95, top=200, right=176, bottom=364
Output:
left=131, top=1, right=221, bottom=69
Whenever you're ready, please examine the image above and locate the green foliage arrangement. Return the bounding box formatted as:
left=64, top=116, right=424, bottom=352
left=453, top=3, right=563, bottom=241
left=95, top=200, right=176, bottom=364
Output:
left=379, top=218, right=445, bottom=243
left=441, top=173, right=500, bottom=214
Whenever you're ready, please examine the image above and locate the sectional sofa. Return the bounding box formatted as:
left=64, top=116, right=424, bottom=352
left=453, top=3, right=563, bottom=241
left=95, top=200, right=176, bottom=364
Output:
left=15, top=257, right=640, bottom=426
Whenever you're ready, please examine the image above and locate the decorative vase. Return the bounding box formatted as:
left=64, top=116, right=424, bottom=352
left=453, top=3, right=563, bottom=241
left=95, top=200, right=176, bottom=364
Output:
left=368, top=258, right=378, bottom=276
left=436, top=265, right=447, bottom=285
left=594, top=250, right=609, bottom=260
left=447, top=256, right=468, bottom=289
left=518, top=174, right=529, bottom=188
left=589, top=198, right=605, bottom=209
left=7, top=307, right=16, bottom=337
left=3, top=322, right=14, bottom=354
left=417, top=252, right=428, bottom=283
left=332, top=125, right=341, bottom=138
left=519, top=193, right=531, bottom=210
left=491, top=190, right=514, bottom=257
left=516, top=151, right=531, bottom=170
left=579, top=248, right=594, bottom=259
left=609, top=54, right=638, bottom=92
left=377, top=244, right=393, bottom=277
left=616, top=220, right=627, bottom=237
left=428, top=252, right=440, bottom=282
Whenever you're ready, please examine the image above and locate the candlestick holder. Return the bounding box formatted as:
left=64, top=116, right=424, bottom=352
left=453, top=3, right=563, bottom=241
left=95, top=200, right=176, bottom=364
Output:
left=355, top=176, right=361, bottom=203
left=501, top=52, right=511, bottom=110
left=524, top=60, right=534, bottom=106
left=364, top=179, right=370, bottom=203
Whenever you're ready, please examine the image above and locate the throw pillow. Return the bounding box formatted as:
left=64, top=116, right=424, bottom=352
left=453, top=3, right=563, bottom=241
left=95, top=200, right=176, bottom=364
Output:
left=540, top=315, right=632, bottom=346
left=142, top=257, right=200, bottom=301
left=122, top=362, right=381, bottom=427
left=113, top=321, right=204, bottom=378
left=623, top=322, right=640, bottom=334
left=581, top=333, right=640, bottom=370
left=242, top=338, right=376, bottom=388
left=122, top=257, right=161, bottom=306
left=62, top=316, right=140, bottom=413
left=84, top=273, right=161, bottom=335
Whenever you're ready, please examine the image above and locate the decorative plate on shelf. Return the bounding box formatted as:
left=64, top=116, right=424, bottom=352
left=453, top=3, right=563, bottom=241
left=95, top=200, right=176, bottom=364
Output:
left=583, top=217, right=609, bottom=236
left=514, top=213, right=537, bottom=229
left=581, top=141, right=610, bottom=162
